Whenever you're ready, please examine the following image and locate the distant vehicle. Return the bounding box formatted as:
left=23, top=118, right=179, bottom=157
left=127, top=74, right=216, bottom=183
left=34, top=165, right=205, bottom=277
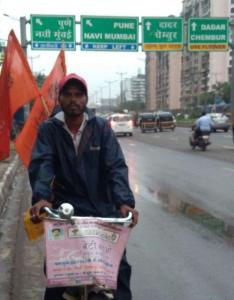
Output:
left=156, top=111, right=176, bottom=131
left=189, top=131, right=211, bottom=151
left=207, top=113, right=230, bottom=132
left=109, top=113, right=133, bottom=136
left=138, top=112, right=157, bottom=133
left=172, top=115, right=177, bottom=127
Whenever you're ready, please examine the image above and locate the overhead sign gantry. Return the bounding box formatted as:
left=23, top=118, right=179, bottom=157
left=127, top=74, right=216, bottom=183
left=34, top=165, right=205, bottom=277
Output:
left=142, top=17, right=184, bottom=51
left=188, top=18, right=229, bottom=51
left=80, top=16, right=139, bottom=51
left=30, top=15, right=76, bottom=50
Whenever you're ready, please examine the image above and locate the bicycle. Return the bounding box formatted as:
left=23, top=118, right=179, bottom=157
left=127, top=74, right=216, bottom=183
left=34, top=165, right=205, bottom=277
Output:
left=42, top=203, right=132, bottom=300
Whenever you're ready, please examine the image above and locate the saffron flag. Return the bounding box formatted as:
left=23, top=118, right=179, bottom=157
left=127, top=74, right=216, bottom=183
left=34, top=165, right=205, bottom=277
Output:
left=15, top=50, right=66, bottom=167
left=0, top=30, right=39, bottom=160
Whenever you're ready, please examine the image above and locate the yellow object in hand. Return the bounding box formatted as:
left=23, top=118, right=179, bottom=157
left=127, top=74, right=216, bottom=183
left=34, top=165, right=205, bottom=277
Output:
left=23, top=209, right=45, bottom=241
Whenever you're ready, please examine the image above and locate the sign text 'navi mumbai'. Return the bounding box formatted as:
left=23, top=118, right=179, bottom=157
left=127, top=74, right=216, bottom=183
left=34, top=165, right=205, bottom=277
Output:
left=81, top=16, right=139, bottom=51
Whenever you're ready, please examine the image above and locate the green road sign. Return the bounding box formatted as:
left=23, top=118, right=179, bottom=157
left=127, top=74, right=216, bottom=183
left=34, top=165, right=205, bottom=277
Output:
left=30, top=15, right=76, bottom=50
left=81, top=16, right=139, bottom=51
left=188, top=18, right=229, bottom=51
left=142, top=17, right=183, bottom=51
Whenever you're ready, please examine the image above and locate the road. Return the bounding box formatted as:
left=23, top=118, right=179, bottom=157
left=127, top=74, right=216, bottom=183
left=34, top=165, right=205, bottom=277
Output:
left=1, top=128, right=234, bottom=299
left=133, top=126, right=234, bottom=164
left=129, top=190, right=234, bottom=300
left=119, top=129, right=234, bottom=225
left=118, top=131, right=234, bottom=300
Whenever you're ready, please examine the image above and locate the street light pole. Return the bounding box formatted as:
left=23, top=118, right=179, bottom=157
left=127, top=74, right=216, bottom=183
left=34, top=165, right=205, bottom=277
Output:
left=99, top=86, right=105, bottom=113
left=105, top=80, right=117, bottom=113
left=116, top=72, right=127, bottom=106
left=3, top=14, right=28, bottom=54
left=230, top=19, right=234, bottom=143
left=19, top=16, right=28, bottom=54
left=28, top=54, right=40, bottom=73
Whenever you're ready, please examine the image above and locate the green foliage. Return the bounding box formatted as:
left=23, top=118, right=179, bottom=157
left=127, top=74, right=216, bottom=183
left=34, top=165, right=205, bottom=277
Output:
left=199, top=91, right=215, bottom=105
left=199, top=82, right=230, bottom=105
left=34, top=73, right=46, bottom=88
left=212, top=82, right=230, bottom=103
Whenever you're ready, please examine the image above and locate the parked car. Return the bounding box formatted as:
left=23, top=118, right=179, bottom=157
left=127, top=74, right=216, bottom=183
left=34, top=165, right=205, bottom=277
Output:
left=139, top=112, right=157, bottom=133
left=108, top=113, right=133, bottom=136
left=156, top=111, right=176, bottom=131
left=207, top=113, right=230, bottom=132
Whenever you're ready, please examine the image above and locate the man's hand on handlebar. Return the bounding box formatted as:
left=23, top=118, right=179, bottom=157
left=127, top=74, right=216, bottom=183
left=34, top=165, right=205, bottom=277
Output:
left=30, top=199, right=52, bottom=223
left=120, top=204, right=139, bottom=228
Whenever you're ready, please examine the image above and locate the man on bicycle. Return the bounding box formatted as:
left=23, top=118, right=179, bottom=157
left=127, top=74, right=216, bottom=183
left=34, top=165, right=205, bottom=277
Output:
left=29, top=73, right=139, bottom=300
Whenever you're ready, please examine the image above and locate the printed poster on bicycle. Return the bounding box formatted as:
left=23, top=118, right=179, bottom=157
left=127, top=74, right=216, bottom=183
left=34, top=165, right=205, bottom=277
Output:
left=44, top=218, right=131, bottom=289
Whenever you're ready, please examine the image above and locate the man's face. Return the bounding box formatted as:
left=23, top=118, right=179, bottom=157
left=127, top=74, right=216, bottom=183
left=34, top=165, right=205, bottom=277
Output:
left=59, top=83, right=88, bottom=118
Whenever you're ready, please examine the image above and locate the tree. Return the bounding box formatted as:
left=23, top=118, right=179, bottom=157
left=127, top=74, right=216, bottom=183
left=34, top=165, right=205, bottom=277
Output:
left=199, top=91, right=215, bottom=106
left=199, top=82, right=230, bottom=106
left=34, top=73, right=46, bottom=88
left=211, top=82, right=230, bottom=103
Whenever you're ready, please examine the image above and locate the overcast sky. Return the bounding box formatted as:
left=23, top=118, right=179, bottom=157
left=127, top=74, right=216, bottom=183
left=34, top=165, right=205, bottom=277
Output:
left=0, top=0, right=183, bottom=103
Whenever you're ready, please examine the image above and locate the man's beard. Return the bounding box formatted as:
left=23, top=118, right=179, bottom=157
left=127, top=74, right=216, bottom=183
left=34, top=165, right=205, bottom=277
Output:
left=63, top=106, right=86, bottom=118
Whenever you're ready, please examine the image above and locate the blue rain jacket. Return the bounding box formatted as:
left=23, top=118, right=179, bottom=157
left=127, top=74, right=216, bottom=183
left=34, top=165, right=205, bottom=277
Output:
left=28, top=108, right=135, bottom=217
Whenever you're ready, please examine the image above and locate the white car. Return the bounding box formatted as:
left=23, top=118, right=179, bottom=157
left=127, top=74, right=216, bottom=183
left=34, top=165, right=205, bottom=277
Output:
left=207, top=113, right=230, bottom=132
left=109, top=113, right=133, bottom=136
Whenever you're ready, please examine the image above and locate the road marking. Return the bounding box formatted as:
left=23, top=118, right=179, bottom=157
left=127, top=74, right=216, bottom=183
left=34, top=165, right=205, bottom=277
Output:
left=169, top=137, right=178, bottom=141
left=223, top=135, right=232, bottom=138
left=129, top=143, right=136, bottom=146
left=222, top=145, right=234, bottom=150
left=223, top=167, right=234, bottom=173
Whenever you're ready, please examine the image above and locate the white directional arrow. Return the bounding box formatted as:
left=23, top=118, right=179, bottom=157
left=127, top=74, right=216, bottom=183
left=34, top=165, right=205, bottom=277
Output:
left=35, top=18, right=43, bottom=26
left=191, top=22, right=197, bottom=31
left=86, top=19, right=93, bottom=27
left=145, top=21, right=152, bottom=31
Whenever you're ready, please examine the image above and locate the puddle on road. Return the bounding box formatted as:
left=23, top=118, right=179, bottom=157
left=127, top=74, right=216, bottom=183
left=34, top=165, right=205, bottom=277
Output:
left=131, top=179, right=232, bottom=238
left=133, top=183, right=160, bottom=205
left=157, top=190, right=229, bottom=238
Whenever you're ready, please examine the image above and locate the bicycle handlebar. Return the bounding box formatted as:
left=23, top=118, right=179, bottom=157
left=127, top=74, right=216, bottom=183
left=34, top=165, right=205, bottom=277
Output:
left=43, top=203, right=132, bottom=226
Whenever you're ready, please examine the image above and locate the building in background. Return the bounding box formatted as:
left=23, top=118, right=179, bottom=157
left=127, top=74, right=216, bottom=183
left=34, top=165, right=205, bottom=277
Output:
left=180, top=0, right=229, bottom=112
left=145, top=0, right=231, bottom=113
left=121, top=72, right=146, bottom=104
left=156, top=51, right=181, bottom=111
left=131, top=73, right=146, bottom=103
left=145, top=51, right=181, bottom=111
left=145, top=52, right=157, bottom=111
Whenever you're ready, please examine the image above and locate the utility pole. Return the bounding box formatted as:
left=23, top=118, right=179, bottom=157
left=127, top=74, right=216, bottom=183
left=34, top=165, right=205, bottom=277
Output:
left=99, top=86, right=105, bottom=113
left=3, top=14, right=28, bottom=53
left=231, top=19, right=234, bottom=143
left=28, top=54, right=40, bottom=73
left=105, top=80, right=117, bottom=113
left=116, top=72, right=127, bottom=106
left=19, top=16, right=28, bottom=54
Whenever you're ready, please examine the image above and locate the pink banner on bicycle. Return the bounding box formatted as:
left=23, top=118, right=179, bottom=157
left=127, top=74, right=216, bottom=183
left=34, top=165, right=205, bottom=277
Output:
left=44, top=218, right=130, bottom=289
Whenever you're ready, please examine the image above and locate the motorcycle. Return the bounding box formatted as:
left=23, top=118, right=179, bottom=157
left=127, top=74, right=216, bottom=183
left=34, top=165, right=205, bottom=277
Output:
left=189, top=131, right=211, bottom=151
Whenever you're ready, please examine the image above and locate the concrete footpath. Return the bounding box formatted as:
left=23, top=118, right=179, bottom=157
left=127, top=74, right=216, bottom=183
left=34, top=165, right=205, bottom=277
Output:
left=0, top=151, right=21, bottom=215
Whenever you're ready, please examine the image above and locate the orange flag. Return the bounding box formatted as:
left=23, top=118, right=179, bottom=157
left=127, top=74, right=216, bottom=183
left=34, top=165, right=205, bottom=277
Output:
left=15, top=50, right=66, bottom=167
left=0, top=30, right=40, bottom=160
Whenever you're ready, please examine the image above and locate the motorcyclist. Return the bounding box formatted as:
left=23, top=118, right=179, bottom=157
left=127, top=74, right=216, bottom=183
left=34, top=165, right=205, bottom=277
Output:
left=192, top=111, right=213, bottom=141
